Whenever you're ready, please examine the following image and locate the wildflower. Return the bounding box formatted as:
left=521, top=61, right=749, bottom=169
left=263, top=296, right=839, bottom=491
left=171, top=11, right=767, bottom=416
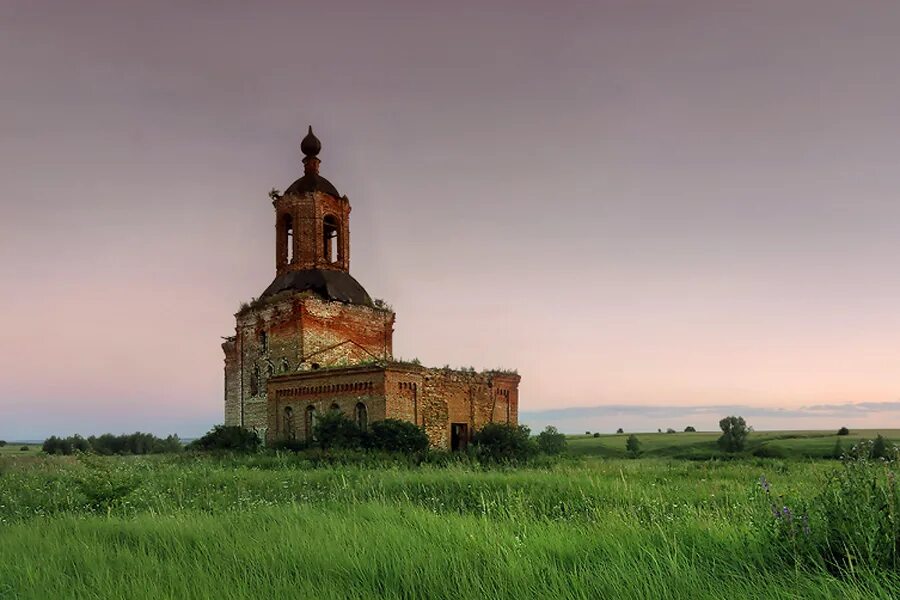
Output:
left=781, top=505, right=792, bottom=523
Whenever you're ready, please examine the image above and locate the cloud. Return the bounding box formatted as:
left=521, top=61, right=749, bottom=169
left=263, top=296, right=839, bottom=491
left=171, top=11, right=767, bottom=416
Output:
left=520, top=401, right=900, bottom=433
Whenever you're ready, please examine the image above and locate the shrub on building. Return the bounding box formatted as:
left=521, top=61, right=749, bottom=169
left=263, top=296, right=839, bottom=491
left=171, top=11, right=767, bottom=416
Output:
left=189, top=425, right=260, bottom=452
left=471, top=423, right=537, bottom=463
left=366, top=419, right=430, bottom=454
left=536, top=426, right=567, bottom=455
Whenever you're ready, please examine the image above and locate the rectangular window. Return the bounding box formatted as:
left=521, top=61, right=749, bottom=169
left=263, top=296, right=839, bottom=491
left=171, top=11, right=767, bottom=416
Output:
left=259, top=331, right=268, bottom=353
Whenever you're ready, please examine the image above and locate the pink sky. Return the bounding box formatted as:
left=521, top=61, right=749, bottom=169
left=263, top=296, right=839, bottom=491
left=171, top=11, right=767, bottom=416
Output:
left=2, top=1, right=900, bottom=438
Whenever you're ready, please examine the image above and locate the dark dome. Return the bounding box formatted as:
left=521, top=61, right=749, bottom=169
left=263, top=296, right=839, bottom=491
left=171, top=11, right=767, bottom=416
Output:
left=260, top=269, right=373, bottom=306
left=301, top=126, right=322, bottom=157
left=284, top=173, right=341, bottom=197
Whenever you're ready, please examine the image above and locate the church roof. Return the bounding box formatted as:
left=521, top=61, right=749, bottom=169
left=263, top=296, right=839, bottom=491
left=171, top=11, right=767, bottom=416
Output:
left=284, top=126, right=341, bottom=198
left=284, top=173, right=341, bottom=198
left=259, top=269, right=373, bottom=306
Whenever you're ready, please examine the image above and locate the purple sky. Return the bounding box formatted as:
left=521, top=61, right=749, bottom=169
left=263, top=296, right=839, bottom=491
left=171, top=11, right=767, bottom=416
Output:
left=3, top=1, right=900, bottom=439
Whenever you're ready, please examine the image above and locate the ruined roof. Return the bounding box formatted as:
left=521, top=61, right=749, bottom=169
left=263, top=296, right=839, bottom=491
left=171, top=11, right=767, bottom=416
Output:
left=284, top=173, right=341, bottom=198
left=259, top=269, right=373, bottom=306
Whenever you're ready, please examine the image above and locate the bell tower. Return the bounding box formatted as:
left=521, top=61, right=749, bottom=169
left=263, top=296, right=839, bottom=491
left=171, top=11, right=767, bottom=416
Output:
left=274, top=126, right=351, bottom=275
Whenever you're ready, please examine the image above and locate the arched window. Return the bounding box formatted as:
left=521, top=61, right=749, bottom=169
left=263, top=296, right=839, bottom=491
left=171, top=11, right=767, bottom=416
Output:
left=355, top=402, right=368, bottom=431
left=282, top=213, right=295, bottom=264
left=305, top=405, right=316, bottom=441
left=283, top=406, right=295, bottom=440
left=330, top=402, right=341, bottom=413
left=323, top=215, right=339, bottom=263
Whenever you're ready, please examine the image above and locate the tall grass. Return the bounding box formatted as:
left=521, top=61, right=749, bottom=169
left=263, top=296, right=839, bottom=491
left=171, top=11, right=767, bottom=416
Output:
left=0, top=454, right=896, bottom=599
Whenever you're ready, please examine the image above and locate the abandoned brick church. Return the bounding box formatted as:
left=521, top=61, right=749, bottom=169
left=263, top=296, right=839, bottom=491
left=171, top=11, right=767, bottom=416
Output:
left=222, top=128, right=520, bottom=449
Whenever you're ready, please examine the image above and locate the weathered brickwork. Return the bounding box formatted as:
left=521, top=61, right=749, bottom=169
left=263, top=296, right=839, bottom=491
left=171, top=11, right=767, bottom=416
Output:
left=266, top=364, right=521, bottom=448
left=223, top=128, right=520, bottom=448
left=223, top=295, right=394, bottom=436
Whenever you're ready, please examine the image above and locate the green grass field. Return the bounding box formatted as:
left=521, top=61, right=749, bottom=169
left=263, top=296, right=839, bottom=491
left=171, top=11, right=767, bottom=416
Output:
left=0, top=444, right=39, bottom=455
left=1, top=437, right=898, bottom=599
left=567, top=429, right=900, bottom=459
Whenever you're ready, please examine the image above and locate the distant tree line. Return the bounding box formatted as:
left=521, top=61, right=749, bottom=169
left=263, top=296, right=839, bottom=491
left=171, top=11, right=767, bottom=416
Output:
left=42, top=432, right=182, bottom=455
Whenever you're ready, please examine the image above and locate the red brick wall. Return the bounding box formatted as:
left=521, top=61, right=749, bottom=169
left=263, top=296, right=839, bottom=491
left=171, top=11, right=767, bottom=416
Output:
left=386, top=367, right=521, bottom=449
left=275, top=190, right=352, bottom=275
left=300, top=298, right=394, bottom=366
left=262, top=365, right=520, bottom=449
left=267, top=367, right=387, bottom=443
left=224, top=295, right=394, bottom=435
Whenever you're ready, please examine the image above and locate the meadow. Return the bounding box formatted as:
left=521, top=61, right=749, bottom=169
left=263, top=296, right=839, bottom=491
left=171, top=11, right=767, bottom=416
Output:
left=0, top=431, right=898, bottom=599
left=568, top=428, right=900, bottom=459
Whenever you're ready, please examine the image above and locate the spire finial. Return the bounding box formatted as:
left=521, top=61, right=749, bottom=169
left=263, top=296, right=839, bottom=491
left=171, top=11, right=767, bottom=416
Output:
left=301, top=125, right=321, bottom=158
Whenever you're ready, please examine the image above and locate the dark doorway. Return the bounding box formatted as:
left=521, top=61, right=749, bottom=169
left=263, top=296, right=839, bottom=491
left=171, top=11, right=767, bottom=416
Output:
left=450, top=423, right=469, bottom=451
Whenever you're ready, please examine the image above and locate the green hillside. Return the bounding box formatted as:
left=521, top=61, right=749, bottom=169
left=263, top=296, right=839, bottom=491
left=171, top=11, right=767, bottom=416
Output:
left=568, top=429, right=900, bottom=459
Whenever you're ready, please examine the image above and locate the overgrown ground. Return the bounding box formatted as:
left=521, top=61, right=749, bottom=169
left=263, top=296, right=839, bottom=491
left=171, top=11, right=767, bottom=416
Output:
left=0, top=434, right=897, bottom=599
left=0, top=455, right=900, bottom=600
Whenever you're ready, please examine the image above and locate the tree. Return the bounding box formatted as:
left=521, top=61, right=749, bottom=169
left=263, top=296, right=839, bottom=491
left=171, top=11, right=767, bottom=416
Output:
left=684, top=426, right=696, bottom=433
left=616, top=428, right=624, bottom=434
left=472, top=423, right=537, bottom=462
left=188, top=425, right=260, bottom=452
left=0, top=440, right=6, bottom=447
left=313, top=411, right=364, bottom=450
left=717, top=416, right=750, bottom=452
left=593, top=432, right=600, bottom=438
left=625, top=434, right=641, bottom=458
left=367, top=419, right=429, bottom=454
left=871, top=435, right=889, bottom=460
left=837, top=426, right=850, bottom=436
left=42, top=436, right=72, bottom=455
left=585, top=431, right=591, bottom=435
left=665, top=428, right=676, bottom=434
left=70, top=434, right=90, bottom=453
left=537, top=426, right=567, bottom=455
left=831, top=438, right=844, bottom=460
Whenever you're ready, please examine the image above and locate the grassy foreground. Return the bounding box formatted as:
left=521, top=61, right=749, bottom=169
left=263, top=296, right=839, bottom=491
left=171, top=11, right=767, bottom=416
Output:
left=0, top=451, right=897, bottom=599
left=2, top=503, right=896, bottom=600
